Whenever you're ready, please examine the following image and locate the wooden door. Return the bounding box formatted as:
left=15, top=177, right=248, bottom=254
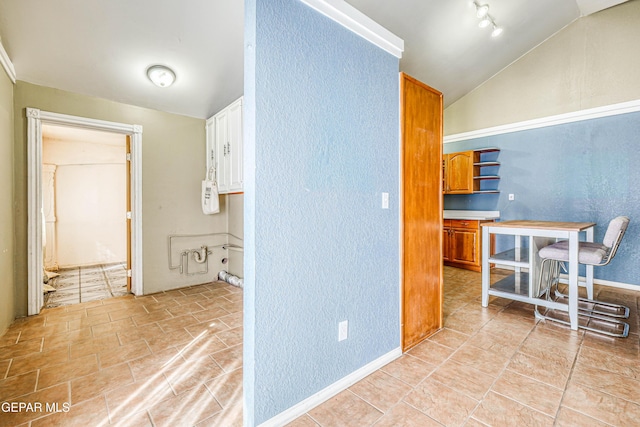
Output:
left=443, top=220, right=451, bottom=262
left=450, top=228, right=477, bottom=265
left=401, top=73, right=443, bottom=351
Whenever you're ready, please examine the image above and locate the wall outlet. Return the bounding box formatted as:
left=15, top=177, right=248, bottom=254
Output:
left=508, top=193, right=515, bottom=201
left=381, top=192, right=389, bottom=209
left=338, top=320, right=348, bottom=341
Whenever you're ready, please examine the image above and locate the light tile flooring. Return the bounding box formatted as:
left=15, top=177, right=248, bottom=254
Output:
left=1, top=267, right=639, bottom=426
left=0, top=281, right=243, bottom=426
left=289, top=267, right=640, bottom=427
left=44, top=264, right=129, bottom=309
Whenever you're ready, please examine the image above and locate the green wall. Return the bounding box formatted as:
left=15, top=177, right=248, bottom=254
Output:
left=13, top=82, right=227, bottom=317
left=0, top=67, right=14, bottom=334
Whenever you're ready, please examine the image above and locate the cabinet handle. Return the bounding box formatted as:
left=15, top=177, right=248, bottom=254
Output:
left=227, top=143, right=231, bottom=155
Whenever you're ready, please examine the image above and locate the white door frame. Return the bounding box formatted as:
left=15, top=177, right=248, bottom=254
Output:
left=26, top=108, right=143, bottom=315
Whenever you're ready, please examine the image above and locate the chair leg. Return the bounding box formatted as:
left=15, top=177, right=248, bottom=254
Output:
left=535, top=259, right=629, bottom=338
left=553, top=262, right=629, bottom=319
left=534, top=258, right=560, bottom=320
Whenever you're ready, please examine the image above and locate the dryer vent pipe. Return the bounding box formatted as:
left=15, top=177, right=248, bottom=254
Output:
left=218, top=270, right=244, bottom=289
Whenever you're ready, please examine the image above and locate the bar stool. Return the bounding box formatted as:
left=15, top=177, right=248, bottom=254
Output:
left=535, top=216, right=630, bottom=337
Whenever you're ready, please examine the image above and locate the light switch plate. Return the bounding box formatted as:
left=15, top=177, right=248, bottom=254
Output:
left=382, top=192, right=389, bottom=209
left=338, top=320, right=348, bottom=341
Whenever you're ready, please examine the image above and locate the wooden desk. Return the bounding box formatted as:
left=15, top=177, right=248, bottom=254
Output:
left=481, top=220, right=596, bottom=330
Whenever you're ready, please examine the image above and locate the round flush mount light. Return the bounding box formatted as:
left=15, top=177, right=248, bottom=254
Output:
left=146, top=65, right=176, bottom=88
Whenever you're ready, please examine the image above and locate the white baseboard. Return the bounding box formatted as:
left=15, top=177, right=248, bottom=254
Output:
left=258, top=346, right=402, bottom=427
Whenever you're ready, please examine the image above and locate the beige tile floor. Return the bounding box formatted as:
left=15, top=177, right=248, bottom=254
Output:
left=290, top=267, right=640, bottom=427
left=0, top=281, right=243, bottom=427
left=1, top=267, right=639, bottom=426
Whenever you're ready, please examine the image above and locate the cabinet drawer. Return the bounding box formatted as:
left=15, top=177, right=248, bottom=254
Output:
left=443, top=219, right=451, bottom=228
left=449, top=219, right=478, bottom=229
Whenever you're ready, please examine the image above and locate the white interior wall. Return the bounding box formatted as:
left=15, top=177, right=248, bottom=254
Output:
left=43, top=128, right=127, bottom=267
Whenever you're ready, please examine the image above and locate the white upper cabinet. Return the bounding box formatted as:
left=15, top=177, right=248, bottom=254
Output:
left=206, top=97, right=243, bottom=194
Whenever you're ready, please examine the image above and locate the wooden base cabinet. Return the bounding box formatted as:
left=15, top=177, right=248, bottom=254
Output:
left=443, top=219, right=494, bottom=272
left=400, top=73, right=443, bottom=352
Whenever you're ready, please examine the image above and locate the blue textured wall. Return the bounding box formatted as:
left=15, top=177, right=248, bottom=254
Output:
left=244, top=0, right=400, bottom=424
left=444, top=111, right=640, bottom=285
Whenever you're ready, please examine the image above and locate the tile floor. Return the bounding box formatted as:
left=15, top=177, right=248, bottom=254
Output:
left=1, top=267, right=639, bottom=426
left=0, top=281, right=243, bottom=426
left=289, top=267, right=640, bottom=427
left=44, top=264, right=129, bottom=309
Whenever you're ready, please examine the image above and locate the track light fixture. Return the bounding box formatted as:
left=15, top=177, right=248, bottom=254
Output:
left=473, top=1, right=503, bottom=38
left=476, top=3, right=489, bottom=18
left=479, top=16, right=492, bottom=28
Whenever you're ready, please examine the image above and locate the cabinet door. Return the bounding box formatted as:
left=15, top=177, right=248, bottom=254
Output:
left=446, top=151, right=474, bottom=194
left=215, top=111, right=230, bottom=192
left=227, top=98, right=243, bottom=192
left=443, top=228, right=451, bottom=262
left=450, top=228, right=478, bottom=265
left=205, top=118, right=215, bottom=178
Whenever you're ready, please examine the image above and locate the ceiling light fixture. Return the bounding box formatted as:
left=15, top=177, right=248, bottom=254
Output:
left=146, top=65, right=176, bottom=88
left=475, top=3, right=489, bottom=18
left=478, top=16, right=492, bottom=28
left=472, top=1, right=503, bottom=38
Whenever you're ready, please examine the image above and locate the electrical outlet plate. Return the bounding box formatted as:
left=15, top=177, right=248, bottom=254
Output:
left=338, top=320, right=348, bottom=341
left=508, top=194, right=515, bottom=201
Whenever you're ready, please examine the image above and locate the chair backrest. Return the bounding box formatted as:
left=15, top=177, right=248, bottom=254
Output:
left=601, top=216, right=630, bottom=264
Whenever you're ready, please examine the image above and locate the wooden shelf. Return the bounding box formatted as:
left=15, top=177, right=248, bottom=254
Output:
left=444, top=148, right=501, bottom=195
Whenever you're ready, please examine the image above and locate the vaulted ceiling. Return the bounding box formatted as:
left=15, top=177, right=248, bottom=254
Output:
left=0, top=0, right=628, bottom=119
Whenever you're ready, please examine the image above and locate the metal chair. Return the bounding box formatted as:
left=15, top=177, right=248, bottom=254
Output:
left=535, top=216, right=630, bottom=337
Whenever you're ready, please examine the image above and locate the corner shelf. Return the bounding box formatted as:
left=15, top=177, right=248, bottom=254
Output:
left=473, top=148, right=500, bottom=194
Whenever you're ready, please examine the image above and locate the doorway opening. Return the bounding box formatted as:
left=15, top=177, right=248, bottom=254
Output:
left=42, top=124, right=129, bottom=308
left=27, top=108, right=143, bottom=315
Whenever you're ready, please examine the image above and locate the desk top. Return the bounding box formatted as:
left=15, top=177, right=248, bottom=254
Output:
left=482, top=220, right=596, bottom=232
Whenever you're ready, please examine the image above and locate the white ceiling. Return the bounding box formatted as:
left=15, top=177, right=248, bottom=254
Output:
left=0, top=0, right=627, bottom=119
